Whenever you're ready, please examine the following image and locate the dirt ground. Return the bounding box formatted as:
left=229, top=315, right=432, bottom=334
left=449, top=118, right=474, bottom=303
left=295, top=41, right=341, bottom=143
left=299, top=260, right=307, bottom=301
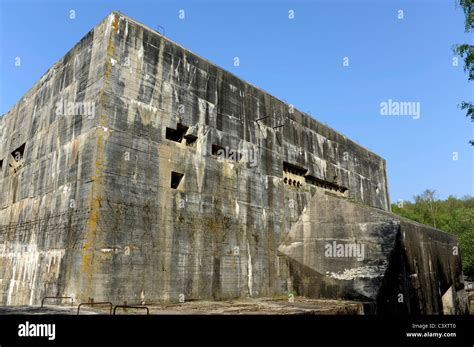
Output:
left=0, top=297, right=367, bottom=315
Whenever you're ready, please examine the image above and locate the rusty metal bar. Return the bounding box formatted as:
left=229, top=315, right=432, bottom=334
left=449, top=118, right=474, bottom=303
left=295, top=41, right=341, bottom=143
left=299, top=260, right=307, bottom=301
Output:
left=113, top=305, right=149, bottom=315
left=77, top=302, right=113, bottom=315
left=41, top=296, right=74, bottom=308
left=255, top=116, right=270, bottom=122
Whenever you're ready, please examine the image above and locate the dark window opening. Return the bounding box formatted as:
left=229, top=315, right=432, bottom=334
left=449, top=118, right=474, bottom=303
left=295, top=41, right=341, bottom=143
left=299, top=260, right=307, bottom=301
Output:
left=282, top=162, right=306, bottom=188
left=166, top=124, right=189, bottom=143
left=171, top=171, right=184, bottom=189
left=283, top=161, right=307, bottom=176
left=212, top=144, right=225, bottom=156
left=0, top=159, right=3, bottom=169
left=11, top=143, right=26, bottom=162
left=305, top=175, right=348, bottom=194
left=185, top=134, right=198, bottom=147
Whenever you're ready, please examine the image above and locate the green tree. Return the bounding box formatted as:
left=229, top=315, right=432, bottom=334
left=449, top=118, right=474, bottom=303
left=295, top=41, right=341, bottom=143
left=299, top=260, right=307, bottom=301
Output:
left=415, top=189, right=439, bottom=228
left=453, top=0, right=474, bottom=145
left=392, top=191, right=474, bottom=277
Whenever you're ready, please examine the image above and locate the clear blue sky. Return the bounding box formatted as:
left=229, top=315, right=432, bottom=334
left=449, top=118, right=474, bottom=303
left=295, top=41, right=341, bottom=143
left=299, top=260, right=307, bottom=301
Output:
left=0, top=0, right=472, bottom=202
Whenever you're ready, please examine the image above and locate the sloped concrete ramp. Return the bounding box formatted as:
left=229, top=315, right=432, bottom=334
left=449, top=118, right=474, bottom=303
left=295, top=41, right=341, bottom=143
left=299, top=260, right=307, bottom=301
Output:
left=279, top=192, right=469, bottom=314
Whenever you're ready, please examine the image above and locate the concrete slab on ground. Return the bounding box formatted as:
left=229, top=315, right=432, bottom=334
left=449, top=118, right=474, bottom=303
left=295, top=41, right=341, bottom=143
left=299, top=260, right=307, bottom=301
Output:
left=0, top=298, right=366, bottom=315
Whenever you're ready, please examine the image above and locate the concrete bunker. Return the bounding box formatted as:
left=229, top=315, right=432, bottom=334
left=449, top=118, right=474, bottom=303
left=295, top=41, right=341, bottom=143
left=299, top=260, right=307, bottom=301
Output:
left=0, top=12, right=467, bottom=314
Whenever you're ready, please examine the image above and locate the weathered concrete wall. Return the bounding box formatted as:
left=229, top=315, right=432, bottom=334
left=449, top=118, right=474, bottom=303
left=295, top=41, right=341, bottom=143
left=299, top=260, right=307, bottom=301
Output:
left=0, top=12, right=466, bottom=313
left=0, top=17, right=109, bottom=304
left=72, top=12, right=390, bottom=303
left=377, top=219, right=468, bottom=314
left=279, top=192, right=469, bottom=314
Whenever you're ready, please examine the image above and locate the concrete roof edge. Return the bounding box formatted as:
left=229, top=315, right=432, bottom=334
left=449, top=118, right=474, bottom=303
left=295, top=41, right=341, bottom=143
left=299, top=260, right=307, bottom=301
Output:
left=1, top=10, right=386, bottom=163
left=0, top=12, right=113, bottom=122
left=114, top=11, right=386, bottom=162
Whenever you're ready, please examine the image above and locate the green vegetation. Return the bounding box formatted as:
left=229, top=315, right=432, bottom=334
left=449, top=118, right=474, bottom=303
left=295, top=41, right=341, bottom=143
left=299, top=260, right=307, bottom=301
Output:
left=453, top=0, right=474, bottom=144
left=391, top=190, right=474, bottom=278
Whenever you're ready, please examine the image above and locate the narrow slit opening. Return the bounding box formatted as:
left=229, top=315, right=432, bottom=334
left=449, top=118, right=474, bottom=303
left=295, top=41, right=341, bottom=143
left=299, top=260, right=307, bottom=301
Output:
left=171, top=171, right=184, bottom=189
left=11, top=143, right=26, bottom=162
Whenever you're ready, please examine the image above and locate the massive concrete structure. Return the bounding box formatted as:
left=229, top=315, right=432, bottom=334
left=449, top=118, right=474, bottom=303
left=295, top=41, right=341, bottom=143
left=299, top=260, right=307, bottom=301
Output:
left=0, top=12, right=468, bottom=314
